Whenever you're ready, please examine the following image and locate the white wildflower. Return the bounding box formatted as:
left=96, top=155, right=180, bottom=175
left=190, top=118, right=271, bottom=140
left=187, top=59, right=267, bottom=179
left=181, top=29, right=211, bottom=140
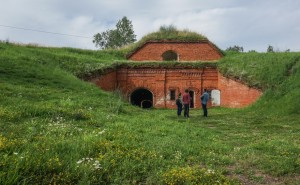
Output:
left=98, top=129, right=106, bottom=135
left=234, top=147, right=240, bottom=151
left=174, top=151, right=182, bottom=160
left=76, top=160, right=83, bottom=164
left=76, top=157, right=102, bottom=170
left=207, top=169, right=215, bottom=174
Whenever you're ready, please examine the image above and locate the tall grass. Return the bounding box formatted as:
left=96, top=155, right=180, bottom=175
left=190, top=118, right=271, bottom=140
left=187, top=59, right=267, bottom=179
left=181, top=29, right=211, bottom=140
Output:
left=0, top=42, right=126, bottom=77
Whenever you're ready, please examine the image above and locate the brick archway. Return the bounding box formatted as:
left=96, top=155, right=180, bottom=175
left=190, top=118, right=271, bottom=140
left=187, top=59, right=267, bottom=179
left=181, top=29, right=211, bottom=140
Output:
left=130, top=88, right=154, bottom=108
left=162, top=50, right=178, bottom=61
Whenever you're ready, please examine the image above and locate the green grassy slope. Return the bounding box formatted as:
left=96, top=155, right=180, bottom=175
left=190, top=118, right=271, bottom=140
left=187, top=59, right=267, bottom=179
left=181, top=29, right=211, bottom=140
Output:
left=0, top=42, right=299, bottom=184
left=218, top=52, right=300, bottom=116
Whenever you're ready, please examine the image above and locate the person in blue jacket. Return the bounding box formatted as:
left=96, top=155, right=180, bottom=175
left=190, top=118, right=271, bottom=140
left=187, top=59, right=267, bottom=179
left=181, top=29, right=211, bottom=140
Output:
left=200, top=89, right=209, bottom=117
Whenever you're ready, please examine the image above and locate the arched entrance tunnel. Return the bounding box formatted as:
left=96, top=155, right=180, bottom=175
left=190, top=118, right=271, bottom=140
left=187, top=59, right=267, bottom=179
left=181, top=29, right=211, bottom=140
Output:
left=130, top=88, right=153, bottom=108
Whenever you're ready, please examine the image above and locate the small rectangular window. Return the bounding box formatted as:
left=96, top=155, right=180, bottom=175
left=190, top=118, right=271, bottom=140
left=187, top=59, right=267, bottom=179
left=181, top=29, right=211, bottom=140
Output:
left=170, top=90, right=176, bottom=100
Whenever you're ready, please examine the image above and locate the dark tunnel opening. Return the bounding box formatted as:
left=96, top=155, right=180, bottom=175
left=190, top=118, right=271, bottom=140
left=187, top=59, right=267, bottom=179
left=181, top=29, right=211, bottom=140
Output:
left=130, top=88, right=153, bottom=108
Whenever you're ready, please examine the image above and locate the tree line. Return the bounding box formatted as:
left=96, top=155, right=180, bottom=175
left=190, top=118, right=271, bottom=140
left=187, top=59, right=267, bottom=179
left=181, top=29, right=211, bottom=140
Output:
left=225, top=45, right=290, bottom=53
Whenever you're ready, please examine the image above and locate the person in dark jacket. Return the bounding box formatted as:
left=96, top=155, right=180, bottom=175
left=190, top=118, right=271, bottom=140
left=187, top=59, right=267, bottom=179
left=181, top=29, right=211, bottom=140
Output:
left=200, top=89, right=209, bottom=117
left=176, top=93, right=183, bottom=117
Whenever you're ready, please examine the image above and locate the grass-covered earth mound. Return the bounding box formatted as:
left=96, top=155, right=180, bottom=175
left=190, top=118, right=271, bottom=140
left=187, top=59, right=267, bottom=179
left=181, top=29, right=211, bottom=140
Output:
left=124, top=25, right=223, bottom=58
left=0, top=41, right=300, bottom=184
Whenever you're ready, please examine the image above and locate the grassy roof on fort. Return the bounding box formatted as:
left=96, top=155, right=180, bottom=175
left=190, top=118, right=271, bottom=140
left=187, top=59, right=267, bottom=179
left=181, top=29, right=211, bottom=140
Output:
left=138, top=25, right=207, bottom=42
left=123, top=25, right=209, bottom=54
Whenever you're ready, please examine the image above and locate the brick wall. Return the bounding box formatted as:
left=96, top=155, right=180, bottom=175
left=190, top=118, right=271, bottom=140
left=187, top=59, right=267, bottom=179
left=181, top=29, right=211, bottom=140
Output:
left=91, top=67, right=262, bottom=109
left=128, top=41, right=223, bottom=61
left=218, top=74, right=262, bottom=108
left=116, top=68, right=213, bottom=108
left=90, top=70, right=117, bottom=91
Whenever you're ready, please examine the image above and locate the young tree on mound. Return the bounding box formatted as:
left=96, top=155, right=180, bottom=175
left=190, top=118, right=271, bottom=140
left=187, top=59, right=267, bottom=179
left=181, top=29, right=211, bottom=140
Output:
left=93, top=16, right=136, bottom=49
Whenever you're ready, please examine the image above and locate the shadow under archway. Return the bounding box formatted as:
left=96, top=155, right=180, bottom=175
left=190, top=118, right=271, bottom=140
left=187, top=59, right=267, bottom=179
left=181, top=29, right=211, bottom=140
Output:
left=130, top=88, right=153, bottom=108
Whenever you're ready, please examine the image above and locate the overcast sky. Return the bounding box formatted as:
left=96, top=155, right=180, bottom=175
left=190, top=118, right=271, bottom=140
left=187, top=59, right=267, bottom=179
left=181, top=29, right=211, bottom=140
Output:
left=1, top=0, right=300, bottom=52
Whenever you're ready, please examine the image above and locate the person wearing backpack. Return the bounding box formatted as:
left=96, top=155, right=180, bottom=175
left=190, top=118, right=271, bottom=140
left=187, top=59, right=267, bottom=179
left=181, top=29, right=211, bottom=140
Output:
left=176, top=93, right=183, bottom=117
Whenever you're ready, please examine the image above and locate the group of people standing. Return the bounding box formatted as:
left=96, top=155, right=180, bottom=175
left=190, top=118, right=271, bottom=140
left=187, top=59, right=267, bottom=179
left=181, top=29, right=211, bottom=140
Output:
left=176, top=89, right=209, bottom=118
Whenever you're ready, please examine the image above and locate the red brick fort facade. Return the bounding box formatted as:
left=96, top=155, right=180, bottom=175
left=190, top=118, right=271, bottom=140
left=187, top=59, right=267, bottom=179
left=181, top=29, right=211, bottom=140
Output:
left=91, top=67, right=261, bottom=108
left=91, top=40, right=262, bottom=108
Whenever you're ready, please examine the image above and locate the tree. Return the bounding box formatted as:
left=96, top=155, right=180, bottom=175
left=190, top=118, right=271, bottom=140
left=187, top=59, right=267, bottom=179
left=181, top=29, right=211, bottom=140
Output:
left=225, top=45, right=244, bottom=52
left=93, top=16, right=136, bottom=49
left=267, top=45, right=274, bottom=53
